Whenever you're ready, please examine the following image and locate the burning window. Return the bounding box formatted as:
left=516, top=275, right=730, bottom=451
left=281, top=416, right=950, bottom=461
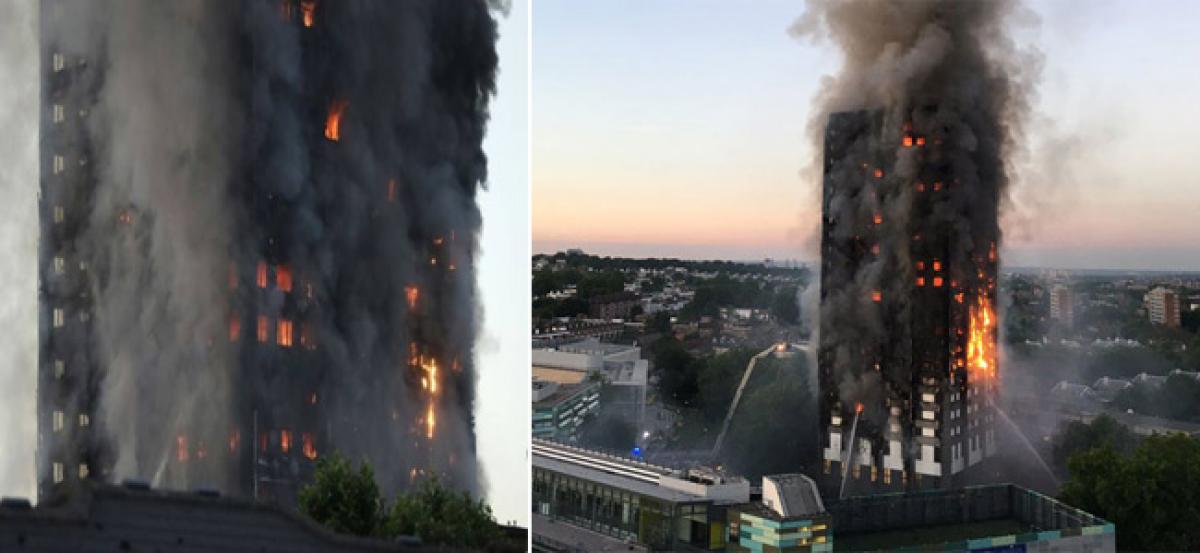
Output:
left=301, top=0, right=316, bottom=27
left=229, top=430, right=240, bottom=454
left=902, top=135, right=913, bottom=147
left=932, top=260, right=942, bottom=272
left=280, top=430, right=292, bottom=454
left=873, top=168, right=884, bottom=178
left=258, top=432, right=268, bottom=454
left=871, top=290, right=882, bottom=302
left=916, top=277, right=926, bottom=287
left=405, top=285, right=419, bottom=310
left=257, top=315, right=269, bottom=343
left=277, top=319, right=294, bottom=347
left=916, top=182, right=926, bottom=192
left=916, top=136, right=926, bottom=146
left=176, top=435, right=188, bottom=462
left=388, top=178, right=398, bottom=203
left=276, top=264, right=293, bottom=292
left=256, top=261, right=268, bottom=288
left=870, top=244, right=880, bottom=256
left=302, top=433, right=317, bottom=460
left=325, top=99, right=348, bottom=142
left=933, top=181, right=943, bottom=192
left=915, top=260, right=925, bottom=271
left=229, top=314, right=241, bottom=342
left=933, top=276, right=944, bottom=287
left=873, top=213, right=883, bottom=225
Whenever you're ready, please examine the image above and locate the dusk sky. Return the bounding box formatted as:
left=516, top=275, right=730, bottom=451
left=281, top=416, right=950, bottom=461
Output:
left=533, top=0, right=1200, bottom=271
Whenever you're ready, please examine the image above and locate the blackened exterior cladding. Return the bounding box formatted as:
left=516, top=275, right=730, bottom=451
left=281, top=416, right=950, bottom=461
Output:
left=37, top=0, right=488, bottom=502
left=818, top=110, right=996, bottom=495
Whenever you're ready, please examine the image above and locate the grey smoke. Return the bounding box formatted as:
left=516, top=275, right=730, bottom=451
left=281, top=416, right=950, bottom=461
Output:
left=797, top=0, right=1041, bottom=412
left=0, top=0, right=39, bottom=501
left=42, top=0, right=498, bottom=497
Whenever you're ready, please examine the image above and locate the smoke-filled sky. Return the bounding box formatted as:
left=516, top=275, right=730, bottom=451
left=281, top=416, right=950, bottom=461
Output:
left=533, top=0, right=1200, bottom=271
left=0, top=0, right=528, bottom=527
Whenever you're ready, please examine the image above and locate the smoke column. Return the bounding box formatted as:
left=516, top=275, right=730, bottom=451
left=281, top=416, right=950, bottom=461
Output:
left=41, top=0, right=498, bottom=498
left=797, top=0, right=1039, bottom=413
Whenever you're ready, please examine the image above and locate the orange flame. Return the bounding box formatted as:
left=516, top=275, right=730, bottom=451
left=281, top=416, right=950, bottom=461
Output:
left=871, top=290, right=882, bottom=303
left=301, top=0, right=315, bottom=27
left=425, top=403, right=436, bottom=439
left=280, top=429, right=292, bottom=454
left=324, top=99, right=348, bottom=141
left=228, top=430, right=240, bottom=454
left=855, top=402, right=864, bottom=414
left=302, top=433, right=317, bottom=460
left=967, top=292, right=997, bottom=382
left=405, top=285, right=419, bottom=310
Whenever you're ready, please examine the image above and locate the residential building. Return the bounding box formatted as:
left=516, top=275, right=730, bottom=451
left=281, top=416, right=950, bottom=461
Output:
left=589, top=292, right=638, bottom=320
left=1146, top=286, right=1182, bottom=327
left=1050, top=284, right=1074, bottom=325
left=532, top=379, right=600, bottom=441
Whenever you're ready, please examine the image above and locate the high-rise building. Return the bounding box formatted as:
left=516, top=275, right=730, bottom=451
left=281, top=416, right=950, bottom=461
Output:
left=818, top=110, right=999, bottom=495
left=37, top=0, right=497, bottom=504
left=1146, top=286, right=1182, bottom=328
left=1050, top=284, right=1074, bottom=325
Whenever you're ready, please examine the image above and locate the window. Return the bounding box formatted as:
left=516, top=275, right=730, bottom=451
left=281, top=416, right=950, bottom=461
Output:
left=53, top=256, right=65, bottom=275
left=256, top=316, right=269, bottom=343
left=300, top=322, right=315, bottom=350
left=53, top=410, right=64, bottom=432
left=256, top=261, right=268, bottom=288
left=78, top=311, right=89, bottom=323
left=280, top=429, right=292, bottom=454
left=52, top=462, right=64, bottom=483
left=53, top=104, right=64, bottom=123
left=53, top=359, right=64, bottom=379
left=52, top=53, right=64, bottom=72
left=228, top=314, right=240, bottom=341
left=53, top=155, right=64, bottom=174
left=53, top=308, right=64, bottom=328
left=79, top=413, right=89, bottom=427
left=302, top=432, right=317, bottom=460
left=78, top=463, right=89, bottom=478
left=276, top=265, right=292, bottom=292
left=54, top=205, right=64, bottom=223
left=277, top=319, right=293, bottom=347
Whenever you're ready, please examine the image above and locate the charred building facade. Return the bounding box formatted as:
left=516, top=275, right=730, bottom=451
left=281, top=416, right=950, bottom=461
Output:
left=818, top=109, right=999, bottom=496
left=38, top=0, right=497, bottom=504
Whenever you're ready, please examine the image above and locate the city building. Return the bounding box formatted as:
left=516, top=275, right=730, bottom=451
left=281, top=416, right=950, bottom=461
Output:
left=531, top=439, right=750, bottom=551
left=532, top=339, right=649, bottom=438
left=38, top=0, right=494, bottom=504
left=531, top=441, right=1114, bottom=552
left=818, top=110, right=999, bottom=495
left=532, top=379, right=600, bottom=441
left=828, top=485, right=1114, bottom=552
left=588, top=292, right=639, bottom=320
left=0, top=481, right=456, bottom=552
left=726, top=474, right=831, bottom=553
left=1145, top=286, right=1182, bottom=327
left=1050, top=284, right=1074, bottom=325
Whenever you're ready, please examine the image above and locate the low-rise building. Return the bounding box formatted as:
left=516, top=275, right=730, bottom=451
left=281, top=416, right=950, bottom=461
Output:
left=532, top=379, right=600, bottom=442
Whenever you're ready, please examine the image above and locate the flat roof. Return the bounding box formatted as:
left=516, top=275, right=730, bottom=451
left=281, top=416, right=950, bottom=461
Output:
left=833, top=519, right=1032, bottom=551
left=533, top=455, right=699, bottom=504
left=533, top=380, right=595, bottom=409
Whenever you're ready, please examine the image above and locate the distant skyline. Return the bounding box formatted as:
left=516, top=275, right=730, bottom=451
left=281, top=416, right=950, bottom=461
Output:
left=533, top=0, right=1200, bottom=271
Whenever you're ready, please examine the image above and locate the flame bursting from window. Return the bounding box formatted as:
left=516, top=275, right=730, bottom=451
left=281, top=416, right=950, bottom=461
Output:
left=405, top=285, right=419, bottom=311
left=301, top=0, right=316, bottom=27
left=325, top=99, right=348, bottom=142
left=966, top=291, right=996, bottom=382
left=302, top=432, right=317, bottom=460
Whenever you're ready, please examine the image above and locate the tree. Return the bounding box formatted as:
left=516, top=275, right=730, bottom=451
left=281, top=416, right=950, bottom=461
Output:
left=1051, top=414, right=1137, bottom=471
left=1060, top=434, right=1200, bottom=551
left=771, top=286, right=800, bottom=325
left=646, top=311, right=672, bottom=334
left=298, top=452, right=384, bottom=537
left=652, top=338, right=699, bottom=406
left=382, top=476, right=502, bottom=549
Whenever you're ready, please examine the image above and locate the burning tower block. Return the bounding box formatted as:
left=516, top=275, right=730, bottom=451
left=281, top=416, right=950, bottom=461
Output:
left=818, top=109, right=999, bottom=496
left=37, top=0, right=497, bottom=504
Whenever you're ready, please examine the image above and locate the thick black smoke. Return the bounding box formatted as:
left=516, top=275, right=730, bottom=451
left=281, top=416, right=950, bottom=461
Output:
left=43, top=0, right=497, bottom=498
left=797, top=0, right=1039, bottom=417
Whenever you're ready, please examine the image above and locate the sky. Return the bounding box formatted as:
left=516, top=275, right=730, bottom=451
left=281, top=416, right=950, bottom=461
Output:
left=0, top=0, right=529, bottom=527
left=532, top=0, right=1200, bottom=271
